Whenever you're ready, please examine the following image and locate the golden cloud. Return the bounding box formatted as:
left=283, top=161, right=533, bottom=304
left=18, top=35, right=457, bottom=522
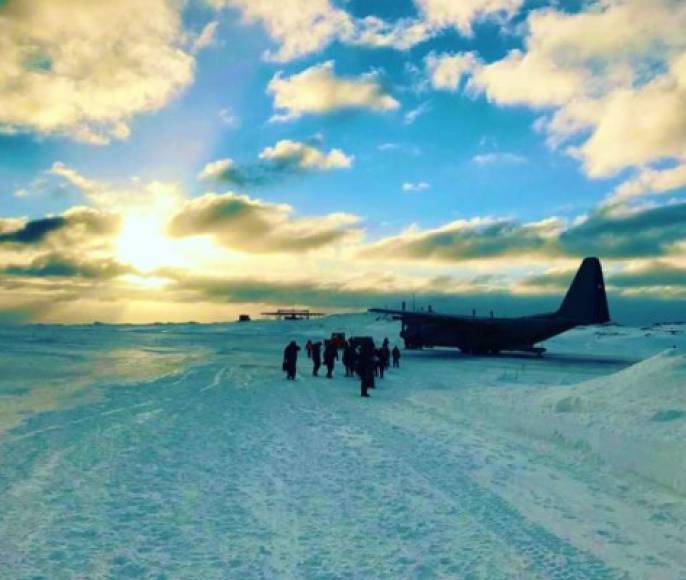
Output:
left=0, top=0, right=194, bottom=143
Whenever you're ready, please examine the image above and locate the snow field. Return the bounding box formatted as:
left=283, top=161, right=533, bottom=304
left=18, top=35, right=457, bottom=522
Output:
left=0, top=316, right=684, bottom=578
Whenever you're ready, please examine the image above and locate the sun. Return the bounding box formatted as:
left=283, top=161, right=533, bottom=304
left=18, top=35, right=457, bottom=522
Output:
left=116, top=213, right=179, bottom=273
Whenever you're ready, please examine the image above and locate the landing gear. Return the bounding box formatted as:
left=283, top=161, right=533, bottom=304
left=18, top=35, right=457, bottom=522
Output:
left=460, top=347, right=500, bottom=356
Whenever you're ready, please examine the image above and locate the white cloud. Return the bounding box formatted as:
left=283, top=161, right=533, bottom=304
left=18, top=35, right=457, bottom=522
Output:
left=208, top=0, right=524, bottom=64
left=402, top=181, right=430, bottom=192
left=351, top=16, right=431, bottom=50
left=426, top=52, right=480, bottom=92
left=607, top=162, right=686, bottom=205
left=168, top=192, right=361, bottom=253
left=197, top=142, right=352, bottom=185
left=472, top=153, right=526, bottom=165
left=198, top=158, right=236, bottom=181
left=193, top=21, right=220, bottom=53
left=0, top=0, right=194, bottom=144
left=470, top=49, right=585, bottom=107
left=466, top=0, right=686, bottom=177
left=415, top=0, right=524, bottom=36
left=259, top=140, right=353, bottom=170
left=268, top=61, right=400, bottom=121
left=48, top=162, right=100, bottom=195
left=404, top=101, right=431, bottom=125
left=569, top=58, right=686, bottom=176
left=208, top=0, right=354, bottom=61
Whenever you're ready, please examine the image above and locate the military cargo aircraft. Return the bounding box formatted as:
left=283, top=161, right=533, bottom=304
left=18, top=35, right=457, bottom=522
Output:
left=369, top=257, right=610, bottom=356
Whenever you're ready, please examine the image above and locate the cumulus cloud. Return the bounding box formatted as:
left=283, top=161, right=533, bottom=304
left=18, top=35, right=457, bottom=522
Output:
left=198, top=140, right=353, bottom=185
left=2, top=254, right=134, bottom=280
left=0, top=218, right=25, bottom=235
left=259, top=140, right=353, bottom=170
left=167, top=192, right=361, bottom=253
left=470, top=49, right=584, bottom=108
left=0, top=207, right=120, bottom=248
left=350, top=17, right=431, bottom=51
left=426, top=52, right=479, bottom=91
left=518, top=260, right=686, bottom=299
left=466, top=0, right=686, bottom=177
left=558, top=203, right=686, bottom=259
left=360, top=202, right=686, bottom=263
left=0, top=0, right=194, bottom=144
left=609, top=261, right=686, bottom=291
left=159, top=268, right=511, bottom=311
left=0, top=216, right=67, bottom=245
left=607, top=162, right=686, bottom=205
left=415, top=0, right=524, bottom=36
left=402, top=182, right=430, bottom=192
left=361, top=217, right=562, bottom=262
left=198, top=158, right=237, bottom=182
left=268, top=61, right=399, bottom=122
left=207, top=0, right=523, bottom=63
left=208, top=0, right=436, bottom=61
left=207, top=0, right=354, bottom=61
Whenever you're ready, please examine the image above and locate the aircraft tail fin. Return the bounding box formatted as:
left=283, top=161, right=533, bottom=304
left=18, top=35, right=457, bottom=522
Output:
left=557, top=257, right=610, bottom=325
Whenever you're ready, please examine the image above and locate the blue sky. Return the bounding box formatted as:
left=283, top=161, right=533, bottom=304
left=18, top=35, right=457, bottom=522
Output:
left=0, top=0, right=684, bottom=323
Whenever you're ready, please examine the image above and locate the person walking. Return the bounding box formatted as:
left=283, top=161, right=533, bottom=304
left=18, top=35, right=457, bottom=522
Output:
left=342, top=341, right=355, bottom=377
left=305, top=340, right=313, bottom=359
left=375, top=347, right=385, bottom=379
left=392, top=345, right=401, bottom=368
left=283, top=340, right=300, bottom=380
left=357, top=343, right=375, bottom=397
left=323, top=341, right=338, bottom=379
left=380, top=343, right=391, bottom=371
left=311, top=341, right=322, bottom=376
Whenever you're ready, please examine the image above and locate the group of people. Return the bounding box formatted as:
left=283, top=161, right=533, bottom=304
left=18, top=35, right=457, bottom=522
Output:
left=282, top=337, right=401, bottom=398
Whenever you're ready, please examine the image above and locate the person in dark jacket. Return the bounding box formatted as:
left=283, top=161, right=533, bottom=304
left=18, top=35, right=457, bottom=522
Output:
left=323, top=341, right=338, bottom=378
left=342, top=341, right=356, bottom=377
left=305, top=340, right=313, bottom=359
left=375, top=348, right=385, bottom=379
left=357, top=343, right=375, bottom=397
left=311, top=341, right=322, bottom=376
left=392, top=345, right=401, bottom=368
left=380, top=343, right=391, bottom=371
left=283, top=341, right=301, bottom=380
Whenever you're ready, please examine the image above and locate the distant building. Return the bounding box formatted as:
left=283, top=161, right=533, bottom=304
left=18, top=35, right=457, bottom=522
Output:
left=261, top=308, right=325, bottom=321
left=238, top=314, right=251, bottom=322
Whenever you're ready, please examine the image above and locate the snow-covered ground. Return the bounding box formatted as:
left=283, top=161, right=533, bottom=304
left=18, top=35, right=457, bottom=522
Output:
left=0, top=315, right=684, bottom=579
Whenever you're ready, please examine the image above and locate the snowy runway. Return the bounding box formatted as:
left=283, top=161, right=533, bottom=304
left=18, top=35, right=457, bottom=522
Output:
left=1, top=316, right=684, bottom=578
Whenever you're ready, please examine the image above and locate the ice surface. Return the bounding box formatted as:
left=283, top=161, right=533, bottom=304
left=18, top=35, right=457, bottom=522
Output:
left=0, top=316, right=684, bottom=578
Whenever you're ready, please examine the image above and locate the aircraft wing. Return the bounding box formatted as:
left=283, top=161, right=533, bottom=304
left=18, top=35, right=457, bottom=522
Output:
left=368, top=308, right=495, bottom=328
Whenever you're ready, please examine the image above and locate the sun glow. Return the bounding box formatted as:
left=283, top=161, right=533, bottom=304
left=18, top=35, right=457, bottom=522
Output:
left=116, top=213, right=179, bottom=273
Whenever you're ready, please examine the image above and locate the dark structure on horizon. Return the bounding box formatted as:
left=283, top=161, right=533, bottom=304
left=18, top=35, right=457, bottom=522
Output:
left=369, top=257, right=610, bottom=356
left=261, top=308, right=325, bottom=321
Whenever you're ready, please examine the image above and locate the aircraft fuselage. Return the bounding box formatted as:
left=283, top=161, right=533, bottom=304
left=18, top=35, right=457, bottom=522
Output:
left=371, top=257, right=610, bottom=356
left=401, top=314, right=577, bottom=354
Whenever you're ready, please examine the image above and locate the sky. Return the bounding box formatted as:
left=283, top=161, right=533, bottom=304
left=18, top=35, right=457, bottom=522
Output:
left=0, top=0, right=684, bottom=324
